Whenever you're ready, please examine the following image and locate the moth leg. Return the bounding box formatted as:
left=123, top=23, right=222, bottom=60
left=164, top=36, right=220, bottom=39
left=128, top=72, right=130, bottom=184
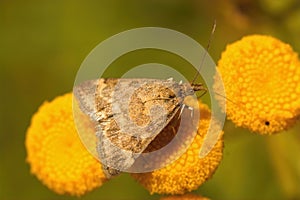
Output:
left=178, top=104, right=186, bottom=119
left=178, top=104, right=194, bottom=119
left=186, top=105, right=194, bottom=118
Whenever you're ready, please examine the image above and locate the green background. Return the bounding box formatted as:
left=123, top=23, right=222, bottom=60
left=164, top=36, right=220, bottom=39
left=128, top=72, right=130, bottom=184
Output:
left=1, top=0, right=300, bottom=199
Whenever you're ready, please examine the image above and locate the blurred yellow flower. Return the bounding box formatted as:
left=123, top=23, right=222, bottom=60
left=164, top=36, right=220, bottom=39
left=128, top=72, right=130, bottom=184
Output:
left=160, top=193, right=210, bottom=200
left=25, top=93, right=107, bottom=196
left=132, top=101, right=224, bottom=195
left=215, top=35, right=300, bottom=134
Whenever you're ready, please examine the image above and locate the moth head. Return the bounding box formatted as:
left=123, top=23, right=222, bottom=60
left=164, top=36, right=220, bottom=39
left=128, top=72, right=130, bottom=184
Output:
left=191, top=83, right=205, bottom=92
left=183, top=83, right=206, bottom=97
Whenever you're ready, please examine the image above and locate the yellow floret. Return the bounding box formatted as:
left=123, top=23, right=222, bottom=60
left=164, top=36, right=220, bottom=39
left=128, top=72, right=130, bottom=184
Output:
left=215, top=35, right=300, bottom=134
left=25, top=93, right=107, bottom=196
left=131, top=101, right=224, bottom=195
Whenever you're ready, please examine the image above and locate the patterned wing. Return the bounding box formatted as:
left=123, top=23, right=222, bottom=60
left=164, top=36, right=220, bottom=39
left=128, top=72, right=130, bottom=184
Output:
left=74, top=78, right=186, bottom=177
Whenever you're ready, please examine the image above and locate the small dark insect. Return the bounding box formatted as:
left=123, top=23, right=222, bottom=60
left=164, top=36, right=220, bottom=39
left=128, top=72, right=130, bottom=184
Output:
left=265, top=121, right=270, bottom=126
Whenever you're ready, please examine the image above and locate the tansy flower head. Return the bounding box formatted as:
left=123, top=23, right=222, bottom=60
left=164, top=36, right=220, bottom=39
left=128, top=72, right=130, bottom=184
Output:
left=131, top=100, right=224, bottom=195
left=25, top=93, right=107, bottom=196
left=160, top=194, right=210, bottom=200
left=215, top=35, right=300, bottom=134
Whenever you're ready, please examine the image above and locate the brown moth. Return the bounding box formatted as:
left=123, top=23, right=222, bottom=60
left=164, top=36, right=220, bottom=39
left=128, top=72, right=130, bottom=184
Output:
left=74, top=21, right=217, bottom=178
left=74, top=78, right=204, bottom=177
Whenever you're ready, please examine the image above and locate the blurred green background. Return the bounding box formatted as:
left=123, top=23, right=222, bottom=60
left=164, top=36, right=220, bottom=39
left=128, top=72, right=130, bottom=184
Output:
left=1, top=0, right=300, bottom=199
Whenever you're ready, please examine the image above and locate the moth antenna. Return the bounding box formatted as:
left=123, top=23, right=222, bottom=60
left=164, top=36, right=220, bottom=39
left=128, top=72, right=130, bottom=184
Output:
left=213, top=91, right=237, bottom=106
left=213, top=91, right=271, bottom=125
left=191, top=19, right=217, bottom=84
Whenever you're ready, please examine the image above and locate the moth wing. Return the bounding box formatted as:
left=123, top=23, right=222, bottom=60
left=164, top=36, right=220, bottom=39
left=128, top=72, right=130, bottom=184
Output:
left=95, top=78, right=184, bottom=176
left=96, top=125, right=135, bottom=177
left=73, top=78, right=186, bottom=177
left=73, top=79, right=99, bottom=121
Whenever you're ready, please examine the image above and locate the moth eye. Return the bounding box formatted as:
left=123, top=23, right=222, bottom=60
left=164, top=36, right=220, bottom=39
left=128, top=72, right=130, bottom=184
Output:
left=265, top=121, right=270, bottom=126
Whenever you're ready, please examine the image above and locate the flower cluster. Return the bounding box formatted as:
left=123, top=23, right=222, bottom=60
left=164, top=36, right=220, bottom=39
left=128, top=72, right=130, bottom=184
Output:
left=25, top=34, right=300, bottom=199
left=25, top=93, right=223, bottom=197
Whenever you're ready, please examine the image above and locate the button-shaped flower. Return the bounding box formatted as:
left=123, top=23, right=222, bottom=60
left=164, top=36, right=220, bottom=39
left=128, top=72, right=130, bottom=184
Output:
left=215, top=35, right=300, bottom=134
left=25, top=93, right=107, bottom=196
left=131, top=100, right=224, bottom=195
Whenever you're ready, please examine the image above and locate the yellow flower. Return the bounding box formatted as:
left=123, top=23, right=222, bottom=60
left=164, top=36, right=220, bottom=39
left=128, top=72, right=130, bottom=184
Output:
left=215, top=35, right=300, bottom=134
left=131, top=101, right=224, bottom=195
left=25, top=93, right=107, bottom=196
left=160, top=194, right=210, bottom=200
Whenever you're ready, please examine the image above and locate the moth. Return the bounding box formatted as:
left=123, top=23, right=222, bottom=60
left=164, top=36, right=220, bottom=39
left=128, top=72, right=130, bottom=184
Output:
left=74, top=78, right=205, bottom=177
left=74, top=22, right=217, bottom=177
